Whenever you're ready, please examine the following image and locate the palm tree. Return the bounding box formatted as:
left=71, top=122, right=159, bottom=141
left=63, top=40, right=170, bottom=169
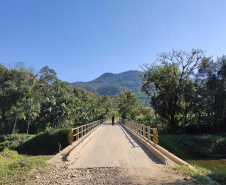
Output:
left=8, top=106, right=26, bottom=134
left=23, top=98, right=40, bottom=134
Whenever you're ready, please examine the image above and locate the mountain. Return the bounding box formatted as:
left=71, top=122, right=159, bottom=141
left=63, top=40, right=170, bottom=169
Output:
left=70, top=70, right=150, bottom=105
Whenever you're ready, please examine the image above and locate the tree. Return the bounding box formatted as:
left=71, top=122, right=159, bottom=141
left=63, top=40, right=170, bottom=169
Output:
left=0, top=64, right=10, bottom=128
left=8, top=106, right=25, bottom=134
left=141, top=49, right=207, bottom=133
left=118, top=91, right=139, bottom=120
left=23, top=98, right=40, bottom=134
left=195, top=55, right=226, bottom=132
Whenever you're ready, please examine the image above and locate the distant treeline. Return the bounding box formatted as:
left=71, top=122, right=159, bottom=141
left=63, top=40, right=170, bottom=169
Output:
left=70, top=70, right=150, bottom=106
left=0, top=64, right=112, bottom=134
left=1, top=49, right=225, bottom=135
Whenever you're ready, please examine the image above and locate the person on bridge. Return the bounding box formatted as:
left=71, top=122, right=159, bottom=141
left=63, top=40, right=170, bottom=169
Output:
left=112, top=115, right=115, bottom=126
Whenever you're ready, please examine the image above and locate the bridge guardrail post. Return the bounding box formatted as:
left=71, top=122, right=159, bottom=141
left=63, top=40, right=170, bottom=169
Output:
left=153, top=128, right=158, bottom=144
left=139, top=124, right=142, bottom=135
left=142, top=125, right=145, bottom=137
left=76, top=126, right=79, bottom=140
left=148, top=126, right=150, bottom=141
left=68, top=128, right=74, bottom=145
left=81, top=125, right=83, bottom=137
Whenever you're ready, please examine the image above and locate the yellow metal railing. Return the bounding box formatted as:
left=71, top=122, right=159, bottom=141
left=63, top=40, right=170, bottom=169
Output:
left=119, top=119, right=158, bottom=144
left=68, top=119, right=105, bottom=145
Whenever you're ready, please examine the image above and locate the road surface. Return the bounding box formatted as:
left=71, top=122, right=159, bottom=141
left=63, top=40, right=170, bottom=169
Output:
left=27, top=122, right=200, bottom=184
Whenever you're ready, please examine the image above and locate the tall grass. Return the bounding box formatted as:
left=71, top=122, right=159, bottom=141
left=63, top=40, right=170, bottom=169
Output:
left=0, top=148, right=52, bottom=184
left=0, top=134, right=35, bottom=152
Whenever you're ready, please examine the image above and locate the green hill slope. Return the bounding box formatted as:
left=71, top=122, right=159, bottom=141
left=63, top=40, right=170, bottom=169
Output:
left=70, top=70, right=150, bottom=105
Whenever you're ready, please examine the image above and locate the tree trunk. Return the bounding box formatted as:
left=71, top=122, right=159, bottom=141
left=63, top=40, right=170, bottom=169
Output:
left=12, top=119, right=17, bottom=134
left=169, top=94, right=178, bottom=134
left=27, top=115, right=30, bottom=134
left=2, top=109, right=6, bottom=128
left=170, top=112, right=176, bottom=134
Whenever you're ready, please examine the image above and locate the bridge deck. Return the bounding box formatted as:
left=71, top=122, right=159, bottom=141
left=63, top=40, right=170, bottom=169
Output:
left=62, top=122, right=198, bottom=184
left=32, top=122, right=199, bottom=184
left=68, top=122, right=160, bottom=169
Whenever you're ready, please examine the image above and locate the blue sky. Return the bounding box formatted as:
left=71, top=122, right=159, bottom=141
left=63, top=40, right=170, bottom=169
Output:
left=1, top=0, right=226, bottom=82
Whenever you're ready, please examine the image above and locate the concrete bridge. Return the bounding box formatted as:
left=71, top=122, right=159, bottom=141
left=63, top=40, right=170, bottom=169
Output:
left=34, top=120, right=200, bottom=184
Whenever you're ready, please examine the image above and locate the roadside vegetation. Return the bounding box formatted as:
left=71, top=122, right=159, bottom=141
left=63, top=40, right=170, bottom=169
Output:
left=173, top=165, right=211, bottom=184
left=159, top=134, right=226, bottom=158
left=0, top=49, right=225, bottom=184
left=159, top=134, right=226, bottom=184
left=118, top=49, right=226, bottom=184
left=0, top=148, right=52, bottom=184
left=173, top=164, right=226, bottom=185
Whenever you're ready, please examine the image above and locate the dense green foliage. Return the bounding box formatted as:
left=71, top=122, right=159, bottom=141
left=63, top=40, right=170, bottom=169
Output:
left=117, top=91, right=154, bottom=124
left=0, top=128, right=70, bottom=155
left=159, top=134, right=226, bottom=184
left=209, top=173, right=226, bottom=185
left=70, top=70, right=150, bottom=106
left=142, top=49, right=226, bottom=134
left=16, top=128, right=70, bottom=154
left=0, top=63, right=112, bottom=134
left=159, top=134, right=226, bottom=158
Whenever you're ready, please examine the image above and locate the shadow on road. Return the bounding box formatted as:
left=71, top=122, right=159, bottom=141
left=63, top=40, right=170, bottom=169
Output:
left=118, top=124, right=139, bottom=148
left=117, top=122, right=162, bottom=164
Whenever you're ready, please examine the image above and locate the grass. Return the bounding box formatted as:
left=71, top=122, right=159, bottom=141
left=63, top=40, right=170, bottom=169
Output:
left=0, top=148, right=52, bottom=184
left=0, top=129, right=70, bottom=184
left=173, top=164, right=226, bottom=184
left=0, top=134, right=35, bottom=152
left=172, top=165, right=212, bottom=184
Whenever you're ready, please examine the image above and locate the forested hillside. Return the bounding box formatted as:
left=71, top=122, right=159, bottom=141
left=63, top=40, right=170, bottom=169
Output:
left=70, top=70, right=150, bottom=105
left=0, top=64, right=113, bottom=135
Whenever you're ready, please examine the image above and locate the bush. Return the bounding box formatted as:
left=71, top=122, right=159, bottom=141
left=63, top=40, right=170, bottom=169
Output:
left=16, top=128, right=70, bottom=155
left=159, top=134, right=226, bottom=158
left=179, top=135, right=226, bottom=157
left=210, top=173, right=226, bottom=185
left=0, top=135, right=6, bottom=143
